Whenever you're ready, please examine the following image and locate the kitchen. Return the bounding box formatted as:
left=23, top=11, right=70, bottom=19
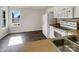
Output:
left=1, top=0, right=79, bottom=59
left=42, top=6, right=79, bottom=52
left=0, top=6, right=79, bottom=52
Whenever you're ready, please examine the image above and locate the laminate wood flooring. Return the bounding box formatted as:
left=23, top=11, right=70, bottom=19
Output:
left=0, top=31, right=46, bottom=52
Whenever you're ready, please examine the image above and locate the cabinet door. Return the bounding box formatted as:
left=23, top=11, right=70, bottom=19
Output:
left=50, top=26, right=55, bottom=38
left=64, top=7, right=73, bottom=18
left=53, top=7, right=59, bottom=18
left=74, top=7, right=79, bottom=18
left=46, top=7, right=53, bottom=13
left=54, top=7, right=73, bottom=18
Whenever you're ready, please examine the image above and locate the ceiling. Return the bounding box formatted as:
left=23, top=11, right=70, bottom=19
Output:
left=9, top=6, right=52, bottom=10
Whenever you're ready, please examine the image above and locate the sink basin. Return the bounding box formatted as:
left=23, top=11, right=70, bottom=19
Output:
left=66, top=35, right=79, bottom=45
left=53, top=38, right=79, bottom=52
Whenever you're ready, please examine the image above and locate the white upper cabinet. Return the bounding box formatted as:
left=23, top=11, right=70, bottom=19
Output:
left=54, top=6, right=74, bottom=18
left=46, top=6, right=79, bottom=18
left=74, top=7, right=79, bottom=18
left=46, top=7, right=54, bottom=13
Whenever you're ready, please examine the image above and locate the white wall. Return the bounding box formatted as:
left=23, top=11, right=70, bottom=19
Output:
left=9, top=7, right=45, bottom=33
left=74, top=6, right=79, bottom=18
left=0, top=6, right=9, bottom=39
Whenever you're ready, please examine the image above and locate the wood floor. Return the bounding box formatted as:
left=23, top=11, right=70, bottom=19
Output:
left=0, top=31, right=46, bottom=52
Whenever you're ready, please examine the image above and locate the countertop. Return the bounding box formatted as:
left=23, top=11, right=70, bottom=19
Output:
left=24, top=39, right=59, bottom=52
left=70, top=30, right=79, bottom=36
left=50, top=23, right=79, bottom=36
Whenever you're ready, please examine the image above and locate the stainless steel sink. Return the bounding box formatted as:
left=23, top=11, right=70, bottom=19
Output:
left=53, top=38, right=79, bottom=52
left=66, top=35, right=79, bottom=45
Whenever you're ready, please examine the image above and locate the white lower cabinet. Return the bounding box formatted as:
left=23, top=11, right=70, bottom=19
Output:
left=50, top=26, right=56, bottom=38
left=49, top=26, right=69, bottom=38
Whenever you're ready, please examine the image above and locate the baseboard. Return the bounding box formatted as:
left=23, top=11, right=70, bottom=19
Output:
left=0, top=32, right=9, bottom=40
left=9, top=30, right=42, bottom=34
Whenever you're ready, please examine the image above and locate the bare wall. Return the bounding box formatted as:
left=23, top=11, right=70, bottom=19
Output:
left=9, top=7, right=45, bottom=33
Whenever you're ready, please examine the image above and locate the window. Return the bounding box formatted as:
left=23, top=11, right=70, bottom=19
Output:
left=12, top=11, right=20, bottom=23
left=2, top=10, right=6, bottom=27
left=0, top=10, right=6, bottom=28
